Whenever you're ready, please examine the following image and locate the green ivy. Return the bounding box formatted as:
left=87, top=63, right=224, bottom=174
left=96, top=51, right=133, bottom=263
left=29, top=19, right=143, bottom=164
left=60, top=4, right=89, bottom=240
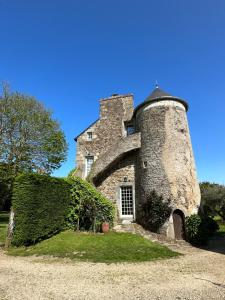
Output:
left=66, top=177, right=115, bottom=232
left=138, top=190, right=172, bottom=233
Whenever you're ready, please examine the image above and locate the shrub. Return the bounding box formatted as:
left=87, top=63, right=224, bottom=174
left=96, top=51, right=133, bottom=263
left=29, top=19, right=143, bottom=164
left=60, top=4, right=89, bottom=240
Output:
left=0, top=179, right=11, bottom=210
left=0, top=163, right=14, bottom=211
left=185, top=214, right=218, bottom=245
left=12, top=173, right=71, bottom=246
left=66, top=177, right=115, bottom=232
left=139, top=190, right=172, bottom=232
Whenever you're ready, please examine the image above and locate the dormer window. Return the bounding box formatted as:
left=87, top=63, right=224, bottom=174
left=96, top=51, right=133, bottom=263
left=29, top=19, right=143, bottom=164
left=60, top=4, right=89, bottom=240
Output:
left=87, top=132, right=93, bottom=141
left=126, top=125, right=135, bottom=136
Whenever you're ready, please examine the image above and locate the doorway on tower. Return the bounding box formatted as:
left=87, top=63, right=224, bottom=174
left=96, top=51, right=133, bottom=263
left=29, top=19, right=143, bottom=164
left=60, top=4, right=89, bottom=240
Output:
left=173, top=209, right=186, bottom=240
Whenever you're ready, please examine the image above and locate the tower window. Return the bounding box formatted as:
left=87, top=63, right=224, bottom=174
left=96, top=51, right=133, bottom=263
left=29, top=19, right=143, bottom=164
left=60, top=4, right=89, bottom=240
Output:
left=87, top=132, right=93, bottom=141
left=126, top=125, right=135, bottom=136
left=85, top=156, right=94, bottom=176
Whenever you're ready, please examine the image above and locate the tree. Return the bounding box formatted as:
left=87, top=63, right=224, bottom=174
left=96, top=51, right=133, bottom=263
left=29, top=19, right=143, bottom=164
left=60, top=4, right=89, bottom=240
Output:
left=0, top=84, right=68, bottom=175
left=200, top=182, right=225, bottom=221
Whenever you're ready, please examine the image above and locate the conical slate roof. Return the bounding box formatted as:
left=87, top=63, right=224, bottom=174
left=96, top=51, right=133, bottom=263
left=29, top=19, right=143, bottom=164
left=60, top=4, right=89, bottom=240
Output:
left=145, top=86, right=172, bottom=102
left=133, top=85, right=189, bottom=116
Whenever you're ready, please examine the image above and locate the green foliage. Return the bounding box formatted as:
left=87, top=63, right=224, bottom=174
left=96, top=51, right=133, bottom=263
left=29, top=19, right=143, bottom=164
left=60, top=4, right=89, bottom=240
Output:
left=9, top=231, right=179, bottom=263
left=0, top=84, right=68, bottom=175
left=12, top=173, right=71, bottom=246
left=200, top=182, right=225, bottom=221
left=0, top=163, right=14, bottom=210
left=66, top=177, right=115, bottom=232
left=139, top=190, right=172, bottom=232
left=185, top=214, right=219, bottom=245
left=0, top=211, right=9, bottom=245
left=67, top=168, right=77, bottom=180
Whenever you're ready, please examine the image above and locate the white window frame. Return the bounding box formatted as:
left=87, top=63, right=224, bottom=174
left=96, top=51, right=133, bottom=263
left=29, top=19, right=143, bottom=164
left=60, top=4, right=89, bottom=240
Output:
left=119, top=185, right=135, bottom=220
left=85, top=156, right=94, bottom=177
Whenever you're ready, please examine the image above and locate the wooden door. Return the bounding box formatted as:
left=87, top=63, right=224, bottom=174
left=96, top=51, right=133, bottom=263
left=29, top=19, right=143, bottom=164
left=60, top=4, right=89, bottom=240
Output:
left=173, top=210, right=185, bottom=240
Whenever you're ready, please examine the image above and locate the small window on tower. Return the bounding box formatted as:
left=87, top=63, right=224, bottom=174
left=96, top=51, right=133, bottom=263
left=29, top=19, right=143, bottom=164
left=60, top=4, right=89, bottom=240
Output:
left=87, top=132, right=93, bottom=141
left=126, top=125, right=135, bottom=136
left=143, top=161, right=148, bottom=169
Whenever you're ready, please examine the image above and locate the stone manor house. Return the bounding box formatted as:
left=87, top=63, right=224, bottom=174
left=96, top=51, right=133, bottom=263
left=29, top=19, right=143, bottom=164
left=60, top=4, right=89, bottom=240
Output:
left=75, top=86, right=201, bottom=239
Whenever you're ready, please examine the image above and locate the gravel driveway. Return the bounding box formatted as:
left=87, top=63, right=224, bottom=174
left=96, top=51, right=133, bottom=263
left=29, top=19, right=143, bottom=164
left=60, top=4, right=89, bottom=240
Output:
left=0, top=238, right=224, bottom=300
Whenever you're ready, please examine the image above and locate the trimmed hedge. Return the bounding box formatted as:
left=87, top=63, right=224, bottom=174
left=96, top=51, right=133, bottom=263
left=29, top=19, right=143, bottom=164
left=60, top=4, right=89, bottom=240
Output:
left=66, top=177, right=115, bottom=231
left=12, top=173, right=71, bottom=246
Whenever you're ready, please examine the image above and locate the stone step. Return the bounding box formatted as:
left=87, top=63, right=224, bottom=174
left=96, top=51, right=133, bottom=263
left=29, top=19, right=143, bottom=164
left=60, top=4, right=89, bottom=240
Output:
left=113, top=222, right=192, bottom=249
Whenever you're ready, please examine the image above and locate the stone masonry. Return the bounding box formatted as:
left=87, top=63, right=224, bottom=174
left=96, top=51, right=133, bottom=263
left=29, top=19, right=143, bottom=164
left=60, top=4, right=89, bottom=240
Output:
left=75, top=87, right=201, bottom=239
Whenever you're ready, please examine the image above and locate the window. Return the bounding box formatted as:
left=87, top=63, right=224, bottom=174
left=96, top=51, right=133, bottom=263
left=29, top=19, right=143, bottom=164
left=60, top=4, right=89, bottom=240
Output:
left=120, top=186, right=133, bottom=217
left=126, top=125, right=135, bottom=136
left=85, top=156, right=94, bottom=176
left=143, top=161, right=147, bottom=169
left=87, top=132, right=93, bottom=141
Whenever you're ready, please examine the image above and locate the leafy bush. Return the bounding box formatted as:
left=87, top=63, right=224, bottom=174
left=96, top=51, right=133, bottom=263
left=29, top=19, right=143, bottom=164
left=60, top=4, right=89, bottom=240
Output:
left=0, top=178, right=13, bottom=211
left=139, top=190, right=172, bottom=232
left=185, top=214, right=218, bottom=245
left=66, top=177, right=115, bottom=232
left=200, top=182, right=225, bottom=221
left=12, top=173, right=71, bottom=246
left=0, top=163, right=14, bottom=211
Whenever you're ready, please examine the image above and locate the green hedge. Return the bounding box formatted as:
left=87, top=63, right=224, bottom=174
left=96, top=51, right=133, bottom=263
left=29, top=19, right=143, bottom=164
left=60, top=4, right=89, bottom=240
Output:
left=185, top=214, right=219, bottom=245
left=12, top=173, right=71, bottom=246
left=66, top=177, right=115, bottom=231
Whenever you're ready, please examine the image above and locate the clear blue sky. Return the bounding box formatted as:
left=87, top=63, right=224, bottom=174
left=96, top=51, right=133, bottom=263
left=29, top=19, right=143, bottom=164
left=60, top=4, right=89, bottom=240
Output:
left=0, top=0, right=225, bottom=183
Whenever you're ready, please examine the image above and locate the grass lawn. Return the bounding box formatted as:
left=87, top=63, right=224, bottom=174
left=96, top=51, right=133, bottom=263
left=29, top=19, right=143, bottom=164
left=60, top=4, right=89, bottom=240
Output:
left=0, top=211, right=9, bottom=245
left=9, top=230, right=179, bottom=263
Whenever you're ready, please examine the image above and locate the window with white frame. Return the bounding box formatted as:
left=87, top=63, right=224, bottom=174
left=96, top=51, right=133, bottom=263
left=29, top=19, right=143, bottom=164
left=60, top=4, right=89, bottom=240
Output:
left=87, top=132, right=93, bottom=141
left=120, top=186, right=133, bottom=217
left=85, top=156, right=94, bottom=176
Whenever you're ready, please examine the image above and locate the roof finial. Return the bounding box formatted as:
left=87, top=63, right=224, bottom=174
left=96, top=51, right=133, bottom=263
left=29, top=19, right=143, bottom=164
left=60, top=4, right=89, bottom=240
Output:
left=155, top=80, right=159, bottom=89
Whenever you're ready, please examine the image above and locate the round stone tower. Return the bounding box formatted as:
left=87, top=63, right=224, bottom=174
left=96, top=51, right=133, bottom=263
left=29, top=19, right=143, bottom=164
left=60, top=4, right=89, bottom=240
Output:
left=134, top=85, right=201, bottom=239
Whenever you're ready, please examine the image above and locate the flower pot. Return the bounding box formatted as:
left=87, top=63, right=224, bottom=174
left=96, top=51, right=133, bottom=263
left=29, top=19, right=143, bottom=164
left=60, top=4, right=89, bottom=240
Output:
left=101, top=222, right=109, bottom=233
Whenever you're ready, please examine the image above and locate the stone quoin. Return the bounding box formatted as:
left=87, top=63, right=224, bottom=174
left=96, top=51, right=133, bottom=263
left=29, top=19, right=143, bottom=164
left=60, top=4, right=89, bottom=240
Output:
left=75, top=86, right=201, bottom=239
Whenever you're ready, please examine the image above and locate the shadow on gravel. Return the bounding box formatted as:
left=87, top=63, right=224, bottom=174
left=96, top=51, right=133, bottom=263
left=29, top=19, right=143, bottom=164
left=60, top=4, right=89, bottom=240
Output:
left=198, top=234, right=225, bottom=255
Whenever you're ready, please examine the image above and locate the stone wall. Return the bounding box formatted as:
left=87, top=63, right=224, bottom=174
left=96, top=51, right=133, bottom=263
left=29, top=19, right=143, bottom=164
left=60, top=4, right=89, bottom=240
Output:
left=96, top=152, right=136, bottom=222
left=75, top=94, right=134, bottom=178
left=89, top=132, right=141, bottom=183
left=135, top=100, right=201, bottom=236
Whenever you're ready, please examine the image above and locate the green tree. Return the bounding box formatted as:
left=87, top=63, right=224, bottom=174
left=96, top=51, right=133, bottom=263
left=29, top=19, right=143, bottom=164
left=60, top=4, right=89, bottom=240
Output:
left=200, top=182, right=225, bottom=221
left=0, top=84, right=68, bottom=175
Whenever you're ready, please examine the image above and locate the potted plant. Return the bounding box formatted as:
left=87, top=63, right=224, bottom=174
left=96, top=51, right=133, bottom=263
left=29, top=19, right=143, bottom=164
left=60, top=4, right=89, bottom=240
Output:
left=101, top=220, right=109, bottom=233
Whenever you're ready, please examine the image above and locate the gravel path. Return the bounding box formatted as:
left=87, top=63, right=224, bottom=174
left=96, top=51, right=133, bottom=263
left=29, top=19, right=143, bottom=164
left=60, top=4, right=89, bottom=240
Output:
left=0, top=239, right=225, bottom=300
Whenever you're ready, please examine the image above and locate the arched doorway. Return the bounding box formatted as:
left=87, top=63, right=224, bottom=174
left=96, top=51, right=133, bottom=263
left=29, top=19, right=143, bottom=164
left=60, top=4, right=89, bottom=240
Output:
left=173, top=209, right=185, bottom=240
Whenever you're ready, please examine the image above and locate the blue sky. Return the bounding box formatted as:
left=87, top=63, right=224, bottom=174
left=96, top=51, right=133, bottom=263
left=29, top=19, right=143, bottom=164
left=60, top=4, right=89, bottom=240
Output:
left=0, top=0, right=225, bottom=183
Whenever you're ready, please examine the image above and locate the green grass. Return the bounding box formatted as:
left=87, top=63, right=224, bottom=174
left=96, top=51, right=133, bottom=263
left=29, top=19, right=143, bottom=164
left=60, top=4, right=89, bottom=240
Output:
left=9, top=230, right=179, bottom=263
left=0, top=211, right=9, bottom=245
